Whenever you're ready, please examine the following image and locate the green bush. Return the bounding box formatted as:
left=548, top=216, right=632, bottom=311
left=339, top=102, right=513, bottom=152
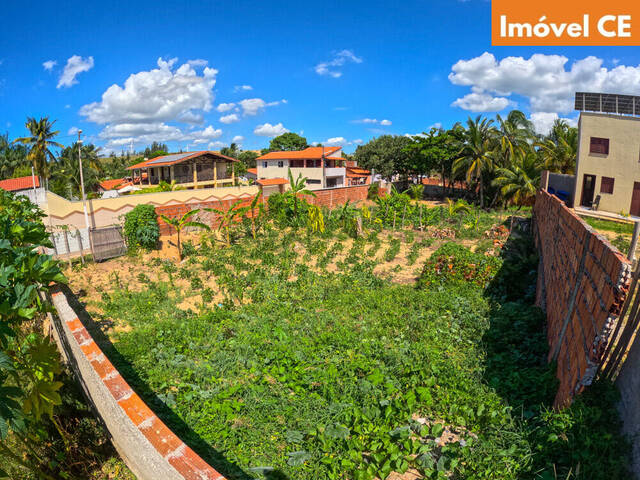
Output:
left=123, top=204, right=159, bottom=250
left=419, top=242, right=502, bottom=288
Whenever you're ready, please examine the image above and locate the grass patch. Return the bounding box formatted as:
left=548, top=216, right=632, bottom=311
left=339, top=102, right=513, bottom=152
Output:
left=583, top=216, right=635, bottom=235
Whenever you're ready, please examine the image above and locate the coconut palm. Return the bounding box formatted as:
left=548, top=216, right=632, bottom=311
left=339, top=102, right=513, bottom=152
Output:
left=492, top=151, right=542, bottom=207
left=0, top=134, right=28, bottom=178
left=13, top=117, right=63, bottom=182
left=494, top=110, right=535, bottom=168
left=453, top=115, right=497, bottom=208
left=536, top=120, right=578, bottom=174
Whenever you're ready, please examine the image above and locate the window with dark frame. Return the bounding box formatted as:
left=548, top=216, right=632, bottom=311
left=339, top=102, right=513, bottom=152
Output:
left=601, top=176, right=615, bottom=194
left=290, top=159, right=304, bottom=168
left=590, top=137, right=610, bottom=154
left=263, top=161, right=268, bottom=168
left=278, top=161, right=284, bottom=168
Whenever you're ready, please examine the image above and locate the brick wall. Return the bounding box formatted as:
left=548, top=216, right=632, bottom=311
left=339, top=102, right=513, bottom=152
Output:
left=534, top=190, right=632, bottom=407
left=155, top=185, right=372, bottom=236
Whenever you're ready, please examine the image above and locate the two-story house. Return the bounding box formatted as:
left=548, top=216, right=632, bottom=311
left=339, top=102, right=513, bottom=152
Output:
left=256, top=146, right=348, bottom=190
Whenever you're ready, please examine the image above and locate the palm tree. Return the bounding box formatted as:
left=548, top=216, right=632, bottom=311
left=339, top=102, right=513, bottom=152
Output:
left=13, top=117, right=63, bottom=183
left=494, top=110, right=535, bottom=168
left=536, top=120, right=578, bottom=174
left=0, top=134, right=28, bottom=178
left=205, top=200, right=245, bottom=247
left=287, top=168, right=316, bottom=217
left=160, top=209, right=210, bottom=260
left=52, top=143, right=103, bottom=198
left=453, top=115, right=497, bottom=208
left=492, top=151, right=542, bottom=207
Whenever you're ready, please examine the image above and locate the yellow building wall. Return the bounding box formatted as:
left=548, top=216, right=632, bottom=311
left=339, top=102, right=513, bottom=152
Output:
left=574, top=112, right=640, bottom=215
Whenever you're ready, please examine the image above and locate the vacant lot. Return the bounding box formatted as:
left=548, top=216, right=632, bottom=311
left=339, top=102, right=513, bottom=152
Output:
left=68, top=198, right=629, bottom=480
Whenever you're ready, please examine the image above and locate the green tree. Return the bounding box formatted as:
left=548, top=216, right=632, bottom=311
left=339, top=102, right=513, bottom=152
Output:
left=493, top=110, right=535, bottom=168
left=50, top=143, right=103, bottom=198
left=353, top=135, right=412, bottom=181
left=492, top=150, right=542, bottom=207
left=0, top=134, right=28, bottom=178
left=160, top=209, right=210, bottom=260
left=238, top=150, right=259, bottom=169
left=13, top=117, right=63, bottom=183
left=268, top=133, right=308, bottom=152
left=220, top=143, right=240, bottom=158
left=143, top=142, right=168, bottom=158
left=537, top=120, right=578, bottom=174
left=453, top=116, right=497, bottom=208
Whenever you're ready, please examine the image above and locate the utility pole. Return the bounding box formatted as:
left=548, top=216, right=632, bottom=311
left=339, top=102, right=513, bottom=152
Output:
left=78, top=130, right=90, bottom=230
left=321, top=145, right=326, bottom=189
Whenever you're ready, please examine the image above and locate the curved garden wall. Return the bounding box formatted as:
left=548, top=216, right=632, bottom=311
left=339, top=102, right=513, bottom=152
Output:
left=49, top=285, right=226, bottom=480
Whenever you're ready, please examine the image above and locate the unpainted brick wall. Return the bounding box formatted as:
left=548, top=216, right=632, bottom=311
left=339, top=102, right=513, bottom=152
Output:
left=534, top=190, right=632, bottom=407
left=155, top=185, right=371, bottom=236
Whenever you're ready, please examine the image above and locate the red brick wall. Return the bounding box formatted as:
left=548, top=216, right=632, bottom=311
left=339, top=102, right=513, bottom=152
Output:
left=155, top=185, right=372, bottom=236
left=534, top=190, right=632, bottom=407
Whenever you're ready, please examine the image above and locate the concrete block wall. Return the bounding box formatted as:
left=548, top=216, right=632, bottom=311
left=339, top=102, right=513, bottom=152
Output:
left=50, top=286, right=225, bottom=480
left=534, top=190, right=632, bottom=407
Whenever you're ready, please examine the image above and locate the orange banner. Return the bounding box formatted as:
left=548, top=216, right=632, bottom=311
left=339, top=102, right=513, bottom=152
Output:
left=492, top=0, right=640, bottom=46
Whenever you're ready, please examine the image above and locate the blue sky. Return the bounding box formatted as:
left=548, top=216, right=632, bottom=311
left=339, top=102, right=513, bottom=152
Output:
left=1, top=0, right=639, bottom=154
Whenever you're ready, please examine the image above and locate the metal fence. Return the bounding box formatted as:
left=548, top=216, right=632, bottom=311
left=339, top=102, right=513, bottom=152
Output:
left=89, top=226, right=127, bottom=262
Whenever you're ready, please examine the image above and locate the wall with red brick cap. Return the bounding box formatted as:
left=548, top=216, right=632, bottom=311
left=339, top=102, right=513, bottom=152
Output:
left=49, top=286, right=226, bottom=480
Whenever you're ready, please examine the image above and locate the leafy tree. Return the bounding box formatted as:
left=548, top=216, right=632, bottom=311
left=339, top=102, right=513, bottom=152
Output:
left=537, top=120, right=578, bottom=174
left=453, top=116, right=497, bottom=208
left=13, top=117, right=63, bottom=182
left=205, top=201, right=245, bottom=246
left=268, top=133, right=308, bottom=152
left=160, top=209, right=210, bottom=260
left=123, top=204, right=159, bottom=250
left=238, top=150, right=259, bottom=169
left=405, top=128, right=459, bottom=197
left=143, top=142, right=168, bottom=158
left=49, top=143, right=103, bottom=199
left=353, top=135, right=412, bottom=181
left=0, top=133, right=28, bottom=178
left=220, top=143, right=240, bottom=158
left=492, top=151, right=542, bottom=207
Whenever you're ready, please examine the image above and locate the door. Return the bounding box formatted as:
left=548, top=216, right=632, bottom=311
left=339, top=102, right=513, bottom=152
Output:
left=630, top=182, right=640, bottom=217
left=580, top=174, right=596, bottom=207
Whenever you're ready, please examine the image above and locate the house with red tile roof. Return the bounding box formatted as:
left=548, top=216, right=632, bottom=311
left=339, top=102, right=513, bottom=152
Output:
left=0, top=174, right=46, bottom=203
left=126, top=151, right=239, bottom=189
left=256, top=146, right=359, bottom=190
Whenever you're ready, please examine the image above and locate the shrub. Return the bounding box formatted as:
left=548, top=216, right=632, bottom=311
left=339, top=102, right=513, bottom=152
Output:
left=419, top=242, right=502, bottom=288
left=123, top=204, right=159, bottom=250
left=367, top=181, right=381, bottom=199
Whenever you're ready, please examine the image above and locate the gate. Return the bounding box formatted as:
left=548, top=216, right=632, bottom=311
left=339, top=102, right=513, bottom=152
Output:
left=89, top=226, right=127, bottom=262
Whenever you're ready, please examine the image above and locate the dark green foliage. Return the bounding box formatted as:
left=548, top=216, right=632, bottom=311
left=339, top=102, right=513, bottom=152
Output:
left=123, top=204, right=159, bottom=250
left=419, top=242, right=502, bottom=288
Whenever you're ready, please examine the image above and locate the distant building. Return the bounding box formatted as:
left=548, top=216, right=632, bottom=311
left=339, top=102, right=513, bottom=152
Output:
left=126, top=151, right=239, bottom=189
left=0, top=175, right=46, bottom=204
left=256, top=146, right=369, bottom=190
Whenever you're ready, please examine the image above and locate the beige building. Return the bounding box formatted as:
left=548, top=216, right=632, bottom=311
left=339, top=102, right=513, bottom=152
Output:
left=256, top=146, right=347, bottom=190
left=574, top=112, right=640, bottom=217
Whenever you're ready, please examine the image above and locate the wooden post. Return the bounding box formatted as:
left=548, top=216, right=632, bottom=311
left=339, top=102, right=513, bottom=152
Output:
left=193, top=162, right=198, bottom=189
left=148, top=168, right=152, bottom=186
left=419, top=205, right=423, bottom=231
left=170, top=165, right=175, bottom=182
left=213, top=161, right=217, bottom=188
left=401, top=204, right=406, bottom=229
left=231, top=163, right=235, bottom=186
left=629, top=221, right=640, bottom=261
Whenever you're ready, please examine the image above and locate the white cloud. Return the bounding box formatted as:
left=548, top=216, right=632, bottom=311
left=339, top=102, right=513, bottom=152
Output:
left=64, top=104, right=71, bottom=109
left=208, top=141, right=225, bottom=149
left=451, top=92, right=511, bottom=112
left=354, top=118, right=392, bottom=126
left=187, top=59, right=208, bottom=67
left=325, top=137, right=349, bottom=146
left=81, top=57, right=218, bottom=149
left=239, top=98, right=284, bottom=116
left=234, top=85, right=253, bottom=92
left=216, top=102, right=235, bottom=112
left=530, top=112, right=577, bottom=135
left=315, top=50, right=363, bottom=78
left=449, top=52, right=640, bottom=116
left=80, top=57, right=217, bottom=124
left=353, top=139, right=363, bottom=144
left=57, top=55, right=94, bottom=88
left=254, top=122, right=288, bottom=137
left=68, top=126, right=79, bottom=135
left=232, top=135, right=244, bottom=143
left=43, top=60, right=57, bottom=71
left=219, top=113, right=240, bottom=124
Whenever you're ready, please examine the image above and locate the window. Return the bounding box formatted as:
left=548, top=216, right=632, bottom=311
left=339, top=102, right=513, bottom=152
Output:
left=307, top=179, right=321, bottom=184
left=590, top=137, right=610, bottom=154
left=262, top=161, right=268, bottom=168
left=278, top=161, right=284, bottom=168
left=290, top=159, right=304, bottom=168
left=601, top=176, right=615, bottom=194
left=307, top=159, right=321, bottom=168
